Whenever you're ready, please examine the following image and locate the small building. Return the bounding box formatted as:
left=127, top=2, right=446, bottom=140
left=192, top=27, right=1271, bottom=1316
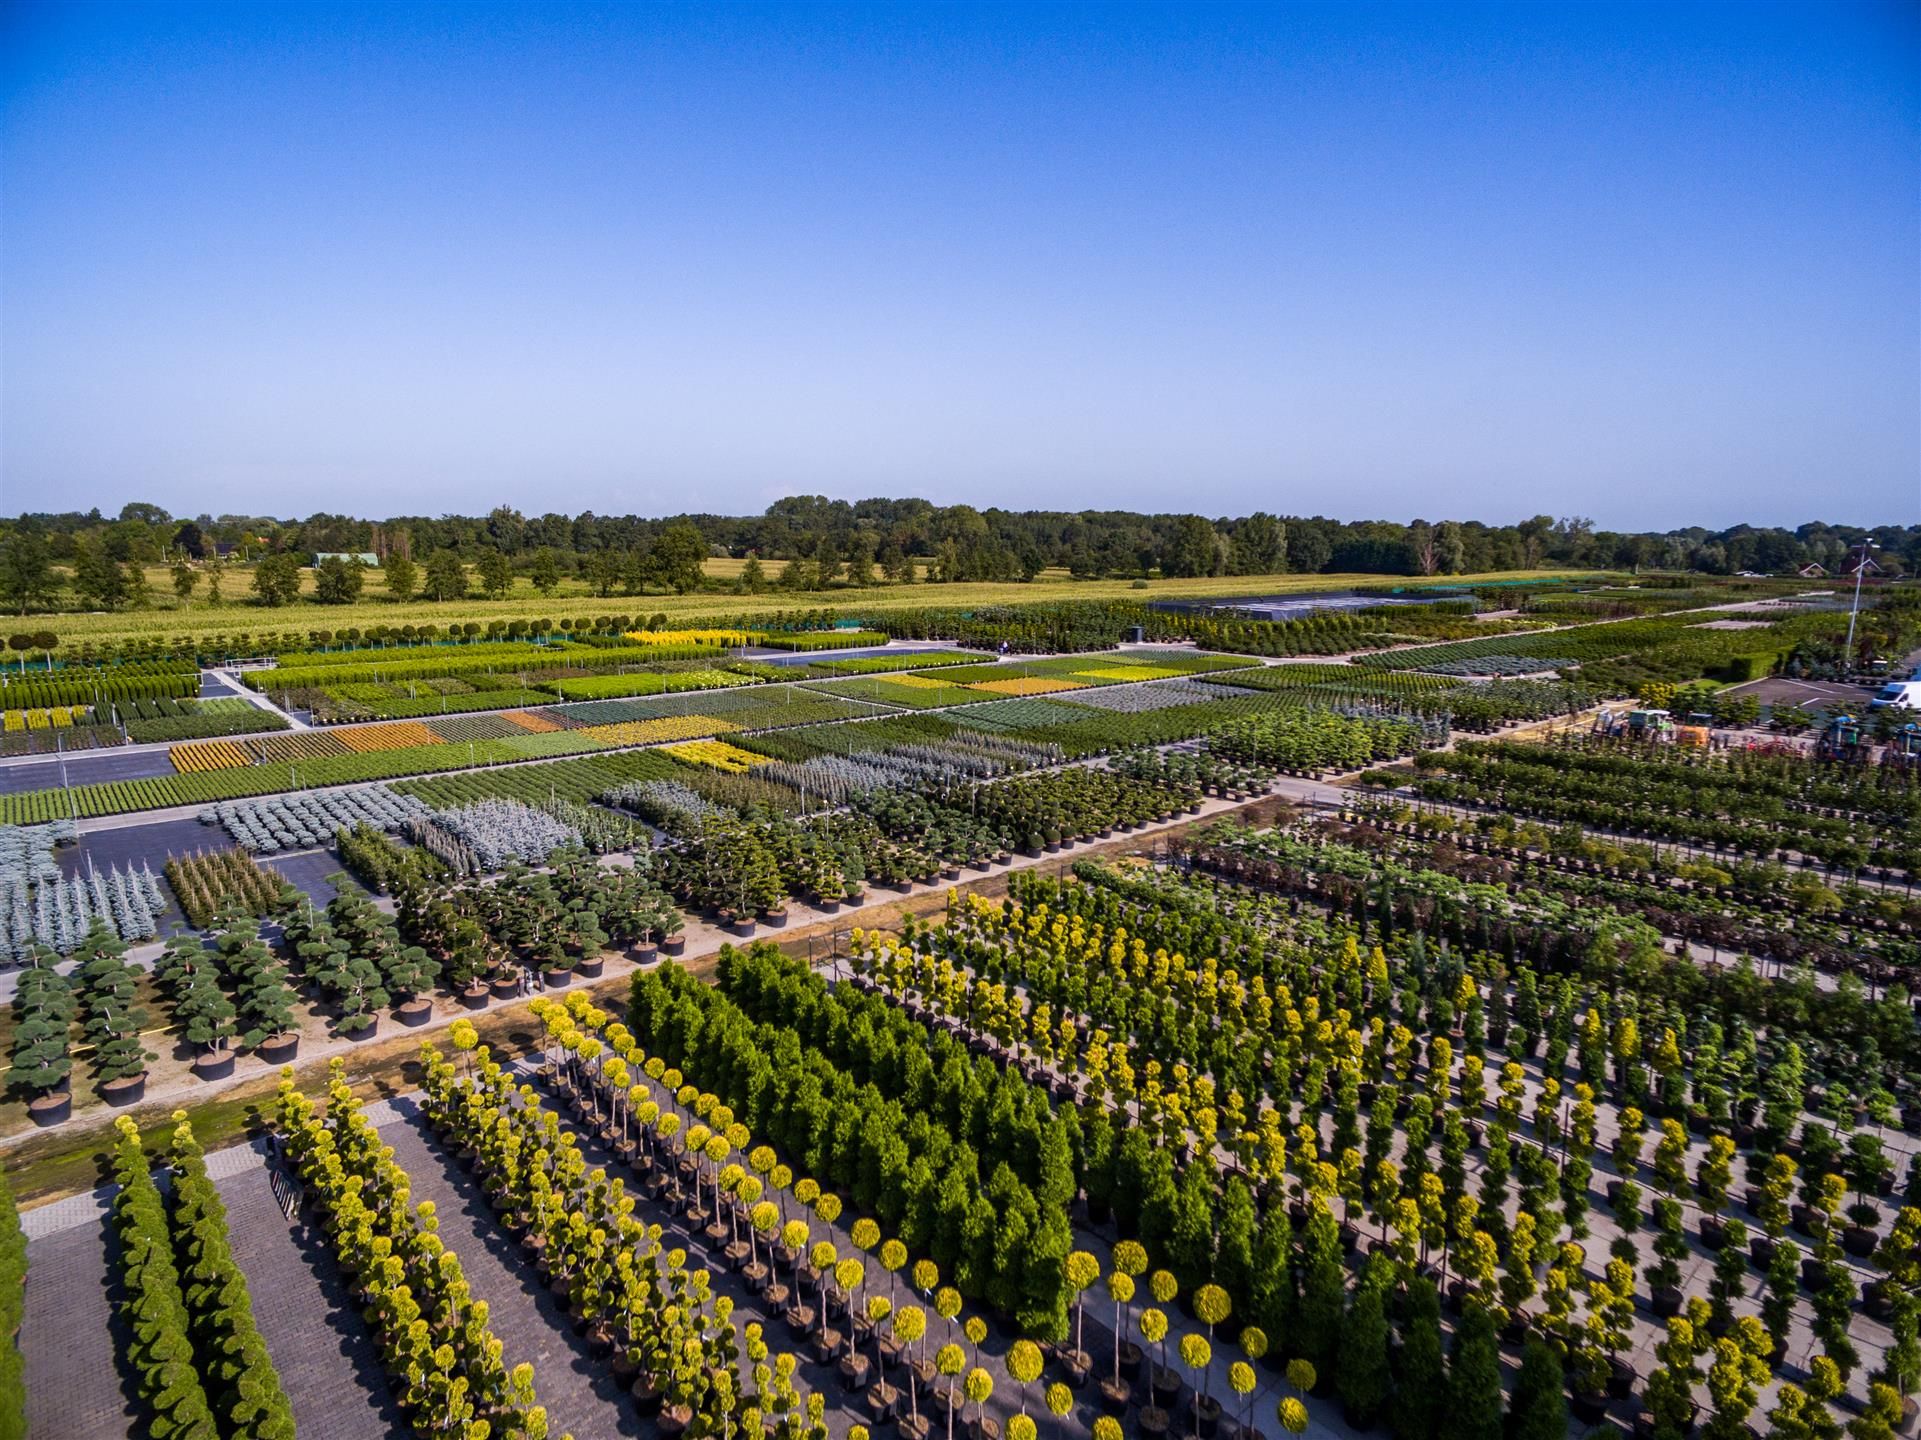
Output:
left=1796, top=562, right=1827, bottom=579
left=311, top=552, right=381, bottom=568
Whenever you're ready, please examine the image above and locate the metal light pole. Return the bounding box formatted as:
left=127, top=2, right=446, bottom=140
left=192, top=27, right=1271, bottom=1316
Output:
left=1844, top=535, right=1877, bottom=670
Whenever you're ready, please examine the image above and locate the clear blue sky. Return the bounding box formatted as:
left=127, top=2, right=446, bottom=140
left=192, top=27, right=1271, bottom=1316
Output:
left=2, top=1, right=1915, bottom=530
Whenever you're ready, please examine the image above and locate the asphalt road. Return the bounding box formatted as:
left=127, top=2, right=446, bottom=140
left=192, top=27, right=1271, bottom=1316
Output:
left=1721, top=674, right=1887, bottom=714
left=0, top=746, right=179, bottom=794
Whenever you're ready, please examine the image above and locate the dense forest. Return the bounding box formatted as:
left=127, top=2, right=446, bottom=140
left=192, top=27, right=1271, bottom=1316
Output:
left=0, top=498, right=1913, bottom=615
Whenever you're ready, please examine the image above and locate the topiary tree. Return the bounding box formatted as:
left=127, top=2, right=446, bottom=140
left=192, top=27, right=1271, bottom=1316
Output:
left=1139, top=1307, right=1169, bottom=1395
left=333, top=952, right=389, bottom=1035
left=1702, top=1317, right=1770, bottom=1440
left=1089, top=1263, right=1131, bottom=1391
left=1179, top=1333, right=1212, bottom=1434
left=1643, top=1315, right=1704, bottom=1440
left=1193, top=1282, right=1231, bottom=1337
left=963, top=1368, right=994, bottom=1434
left=1506, top=1341, right=1566, bottom=1440
left=1044, top=1381, right=1071, bottom=1440
left=1337, top=1273, right=1391, bottom=1430
left=1007, top=1339, right=1044, bottom=1416
left=1652, top=1118, right=1688, bottom=1197
left=1851, top=1382, right=1907, bottom=1440
left=6, top=951, right=74, bottom=1101
left=1390, top=1275, right=1445, bottom=1440
left=936, top=1344, right=966, bottom=1440
left=1064, top=1251, right=1101, bottom=1364
left=74, top=923, right=151, bottom=1086
left=1440, top=1303, right=1502, bottom=1440
left=382, top=944, right=441, bottom=1004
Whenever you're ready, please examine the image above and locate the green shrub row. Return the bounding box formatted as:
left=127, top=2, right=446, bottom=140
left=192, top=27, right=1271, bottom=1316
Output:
left=110, top=1116, right=220, bottom=1439
left=165, top=1117, right=297, bottom=1440
left=0, top=671, right=199, bottom=709
left=0, top=1167, right=21, bottom=1440
left=251, top=641, right=722, bottom=691
left=756, top=629, right=890, bottom=650
left=125, top=709, right=290, bottom=744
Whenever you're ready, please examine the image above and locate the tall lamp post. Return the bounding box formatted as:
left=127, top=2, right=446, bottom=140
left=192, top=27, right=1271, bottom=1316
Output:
left=1844, top=535, right=1878, bottom=673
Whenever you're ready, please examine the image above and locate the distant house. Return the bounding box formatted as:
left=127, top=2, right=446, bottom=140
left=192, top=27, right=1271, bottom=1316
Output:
left=212, top=542, right=239, bottom=559
left=311, top=552, right=381, bottom=568
left=1844, top=555, right=1884, bottom=578
left=1796, top=563, right=1827, bottom=578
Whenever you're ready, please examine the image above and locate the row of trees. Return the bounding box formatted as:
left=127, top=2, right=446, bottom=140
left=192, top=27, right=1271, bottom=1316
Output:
left=110, top=1113, right=295, bottom=1440
left=7, top=501, right=1917, bottom=614
left=0, top=515, right=719, bottom=615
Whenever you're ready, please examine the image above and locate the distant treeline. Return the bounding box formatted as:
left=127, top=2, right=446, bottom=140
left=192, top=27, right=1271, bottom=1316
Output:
left=1, top=497, right=1913, bottom=615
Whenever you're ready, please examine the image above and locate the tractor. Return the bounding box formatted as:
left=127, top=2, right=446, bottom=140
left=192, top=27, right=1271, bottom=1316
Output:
left=1817, top=714, right=1871, bottom=764
left=1885, top=724, right=1921, bottom=773
left=1593, top=707, right=1675, bottom=742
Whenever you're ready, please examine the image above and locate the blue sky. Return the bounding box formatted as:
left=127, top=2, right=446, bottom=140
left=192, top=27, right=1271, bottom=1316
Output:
left=2, top=1, right=1915, bottom=529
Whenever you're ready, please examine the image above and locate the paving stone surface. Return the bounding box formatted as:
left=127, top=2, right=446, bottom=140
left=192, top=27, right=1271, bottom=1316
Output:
left=21, top=1217, right=137, bottom=1440
left=215, top=1149, right=404, bottom=1440
left=378, top=1112, right=650, bottom=1440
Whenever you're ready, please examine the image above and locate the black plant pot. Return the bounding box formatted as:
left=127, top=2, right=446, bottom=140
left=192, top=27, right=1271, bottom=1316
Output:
left=1608, top=1357, right=1637, bottom=1400
left=257, top=1033, right=301, bottom=1065
left=27, top=1091, right=70, bottom=1127
left=100, top=1072, right=148, bottom=1107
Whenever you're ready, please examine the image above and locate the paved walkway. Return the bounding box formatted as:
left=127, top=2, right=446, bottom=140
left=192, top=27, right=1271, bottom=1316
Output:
left=377, top=1100, right=649, bottom=1440
left=214, top=1142, right=403, bottom=1440
left=20, top=1207, right=137, bottom=1440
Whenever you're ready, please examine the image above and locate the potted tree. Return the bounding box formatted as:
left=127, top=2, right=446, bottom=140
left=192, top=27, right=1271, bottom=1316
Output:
left=386, top=945, right=440, bottom=1028
left=1751, top=1153, right=1795, bottom=1268
left=571, top=907, right=608, bottom=978
left=230, top=931, right=302, bottom=1065
left=1695, top=1135, right=1735, bottom=1250
left=1646, top=1199, right=1688, bottom=1318
left=74, top=923, right=152, bottom=1105
left=177, top=967, right=239, bottom=1080
left=335, top=951, right=389, bottom=1041
left=891, top=1305, right=930, bottom=1440
left=536, top=936, right=576, bottom=992
left=1845, top=1135, right=1893, bottom=1258
left=8, top=951, right=75, bottom=1125
left=1061, top=1251, right=1100, bottom=1388
left=1136, top=1307, right=1172, bottom=1437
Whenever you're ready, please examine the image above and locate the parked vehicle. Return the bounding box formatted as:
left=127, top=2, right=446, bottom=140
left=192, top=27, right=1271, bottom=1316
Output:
left=1869, top=680, right=1921, bottom=711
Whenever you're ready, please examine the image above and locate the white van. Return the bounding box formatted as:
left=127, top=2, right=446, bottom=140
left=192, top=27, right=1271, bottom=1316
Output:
left=1870, top=681, right=1921, bottom=711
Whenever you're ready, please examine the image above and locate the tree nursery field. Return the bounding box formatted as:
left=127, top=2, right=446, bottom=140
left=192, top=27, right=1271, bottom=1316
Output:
left=0, top=579, right=1918, bottom=1440
left=32, top=568, right=1596, bottom=653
